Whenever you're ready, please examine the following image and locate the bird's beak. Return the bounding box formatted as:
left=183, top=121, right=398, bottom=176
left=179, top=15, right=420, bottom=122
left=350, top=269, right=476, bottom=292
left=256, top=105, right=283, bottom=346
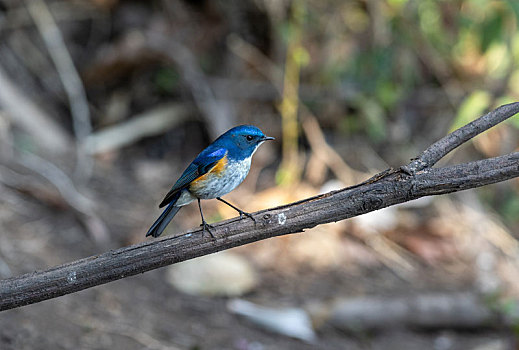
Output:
left=262, top=136, right=275, bottom=141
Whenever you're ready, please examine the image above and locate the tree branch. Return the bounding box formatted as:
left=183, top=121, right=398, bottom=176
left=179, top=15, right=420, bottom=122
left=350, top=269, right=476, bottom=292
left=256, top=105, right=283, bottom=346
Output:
left=401, top=102, right=519, bottom=173
left=1, top=103, right=518, bottom=312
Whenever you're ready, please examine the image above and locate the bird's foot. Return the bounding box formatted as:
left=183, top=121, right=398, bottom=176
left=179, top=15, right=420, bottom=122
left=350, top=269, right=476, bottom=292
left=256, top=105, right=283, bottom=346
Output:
left=238, top=209, right=256, bottom=224
left=200, top=221, right=216, bottom=239
left=216, top=197, right=256, bottom=225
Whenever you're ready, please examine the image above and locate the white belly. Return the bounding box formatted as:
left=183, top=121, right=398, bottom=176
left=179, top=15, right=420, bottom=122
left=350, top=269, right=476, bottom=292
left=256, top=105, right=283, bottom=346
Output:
left=176, top=157, right=251, bottom=206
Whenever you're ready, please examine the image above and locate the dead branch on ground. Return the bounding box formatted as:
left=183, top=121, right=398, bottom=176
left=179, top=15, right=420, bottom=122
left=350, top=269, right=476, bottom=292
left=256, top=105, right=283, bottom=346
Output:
left=318, top=292, right=505, bottom=331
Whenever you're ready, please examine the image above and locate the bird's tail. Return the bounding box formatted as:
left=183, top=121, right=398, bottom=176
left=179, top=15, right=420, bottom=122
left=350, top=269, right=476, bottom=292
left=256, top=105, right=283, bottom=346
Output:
left=146, top=193, right=181, bottom=238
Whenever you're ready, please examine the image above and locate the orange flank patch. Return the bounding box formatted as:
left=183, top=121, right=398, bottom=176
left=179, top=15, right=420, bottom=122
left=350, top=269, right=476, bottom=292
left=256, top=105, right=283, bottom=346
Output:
left=191, top=154, right=228, bottom=188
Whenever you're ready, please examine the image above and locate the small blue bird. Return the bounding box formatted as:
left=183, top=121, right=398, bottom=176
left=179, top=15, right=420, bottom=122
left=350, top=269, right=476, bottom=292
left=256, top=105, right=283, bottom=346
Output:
left=146, top=125, right=274, bottom=238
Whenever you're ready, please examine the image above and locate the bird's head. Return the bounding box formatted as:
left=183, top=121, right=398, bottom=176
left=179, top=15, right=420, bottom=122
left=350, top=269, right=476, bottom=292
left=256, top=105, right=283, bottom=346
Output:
left=216, top=125, right=274, bottom=159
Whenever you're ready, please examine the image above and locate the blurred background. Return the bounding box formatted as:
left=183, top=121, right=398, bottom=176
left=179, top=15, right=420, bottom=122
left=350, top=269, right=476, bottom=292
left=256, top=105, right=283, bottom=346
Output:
left=1, top=0, right=519, bottom=349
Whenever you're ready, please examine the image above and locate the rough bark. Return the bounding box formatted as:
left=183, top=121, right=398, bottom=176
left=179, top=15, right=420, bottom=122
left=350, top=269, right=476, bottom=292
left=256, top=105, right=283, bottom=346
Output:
left=0, top=103, right=518, bottom=312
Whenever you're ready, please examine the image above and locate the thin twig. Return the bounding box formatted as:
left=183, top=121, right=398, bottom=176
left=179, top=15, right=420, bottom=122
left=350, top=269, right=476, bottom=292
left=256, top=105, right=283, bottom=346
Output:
left=401, top=102, right=519, bottom=174
left=277, top=0, right=305, bottom=185
left=83, top=103, right=194, bottom=155
left=301, top=115, right=366, bottom=185
left=16, top=152, right=94, bottom=215
left=0, top=103, right=518, bottom=311
left=1, top=2, right=99, bottom=31
left=12, top=152, right=109, bottom=244
left=27, top=0, right=93, bottom=180
left=324, top=292, right=502, bottom=331
left=0, top=65, right=70, bottom=153
left=226, top=34, right=283, bottom=88
left=0, top=152, right=517, bottom=311
left=146, top=31, right=235, bottom=138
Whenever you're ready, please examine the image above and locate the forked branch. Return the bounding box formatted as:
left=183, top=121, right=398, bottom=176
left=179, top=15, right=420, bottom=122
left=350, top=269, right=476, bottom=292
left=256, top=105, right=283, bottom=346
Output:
left=1, top=103, right=518, bottom=311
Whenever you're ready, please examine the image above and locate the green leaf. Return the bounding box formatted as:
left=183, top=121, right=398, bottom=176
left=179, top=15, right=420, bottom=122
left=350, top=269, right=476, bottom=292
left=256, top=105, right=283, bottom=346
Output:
left=376, top=80, right=402, bottom=109
left=293, top=46, right=310, bottom=67
left=358, top=97, right=387, bottom=142
left=505, top=0, right=519, bottom=18
left=501, top=195, right=519, bottom=224
left=480, top=12, right=503, bottom=53
left=154, top=67, right=180, bottom=93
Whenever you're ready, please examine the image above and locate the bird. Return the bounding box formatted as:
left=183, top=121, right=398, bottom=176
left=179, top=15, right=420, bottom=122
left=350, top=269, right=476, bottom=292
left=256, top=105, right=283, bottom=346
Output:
left=146, top=125, right=274, bottom=238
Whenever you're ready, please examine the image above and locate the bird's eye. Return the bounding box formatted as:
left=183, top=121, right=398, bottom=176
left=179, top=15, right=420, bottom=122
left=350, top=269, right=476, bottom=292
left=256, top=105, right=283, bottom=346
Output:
left=246, top=135, right=254, bottom=141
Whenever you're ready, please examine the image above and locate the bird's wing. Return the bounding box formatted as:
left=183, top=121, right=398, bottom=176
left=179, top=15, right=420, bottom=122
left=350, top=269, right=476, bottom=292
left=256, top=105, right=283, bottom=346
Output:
left=159, top=147, right=227, bottom=208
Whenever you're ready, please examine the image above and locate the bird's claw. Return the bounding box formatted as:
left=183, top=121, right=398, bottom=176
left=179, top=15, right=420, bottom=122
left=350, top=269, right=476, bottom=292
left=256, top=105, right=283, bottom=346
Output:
left=238, top=210, right=256, bottom=224
left=216, top=197, right=256, bottom=225
left=200, top=221, right=216, bottom=239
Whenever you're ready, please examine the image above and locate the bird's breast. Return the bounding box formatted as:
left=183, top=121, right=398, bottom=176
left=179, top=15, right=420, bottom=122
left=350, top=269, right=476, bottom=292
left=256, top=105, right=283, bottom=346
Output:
left=189, top=157, right=251, bottom=199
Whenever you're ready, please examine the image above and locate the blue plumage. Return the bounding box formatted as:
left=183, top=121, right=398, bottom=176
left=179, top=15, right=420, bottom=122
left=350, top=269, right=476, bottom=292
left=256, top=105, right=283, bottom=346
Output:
left=158, top=147, right=227, bottom=208
left=146, top=125, right=274, bottom=238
